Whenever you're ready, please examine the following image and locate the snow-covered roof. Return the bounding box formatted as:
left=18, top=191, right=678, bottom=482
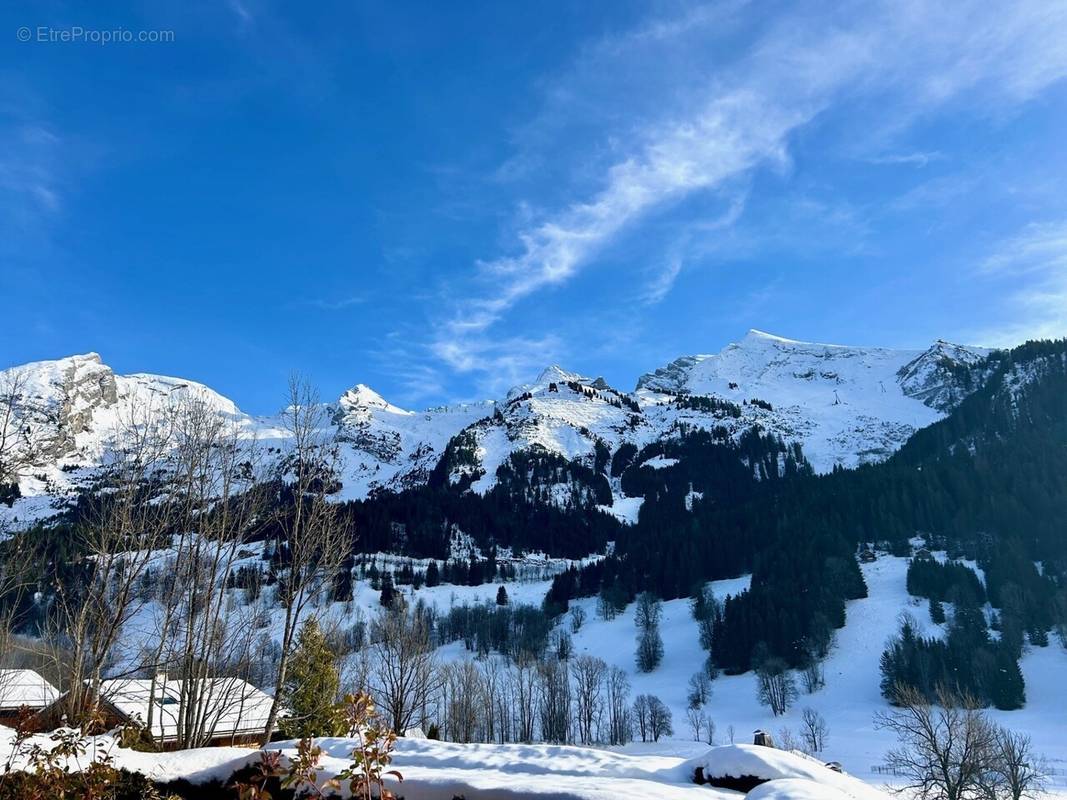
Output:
left=99, top=677, right=273, bottom=742
left=0, top=670, right=59, bottom=710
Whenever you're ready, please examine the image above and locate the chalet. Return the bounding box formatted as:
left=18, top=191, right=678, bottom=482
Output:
left=0, top=669, right=59, bottom=726
left=34, top=676, right=274, bottom=749
left=858, top=549, right=877, bottom=563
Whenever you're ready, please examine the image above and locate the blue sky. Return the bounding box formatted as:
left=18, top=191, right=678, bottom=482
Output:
left=2, top=1, right=1067, bottom=413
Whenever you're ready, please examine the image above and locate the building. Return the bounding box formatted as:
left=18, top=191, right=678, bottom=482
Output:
left=0, top=669, right=60, bottom=726
left=753, top=729, right=775, bottom=747
left=35, top=676, right=274, bottom=749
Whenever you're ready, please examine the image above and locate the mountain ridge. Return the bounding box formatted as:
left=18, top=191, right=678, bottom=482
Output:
left=0, top=331, right=993, bottom=527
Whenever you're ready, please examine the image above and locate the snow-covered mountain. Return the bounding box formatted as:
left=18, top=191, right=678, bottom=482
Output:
left=0, top=331, right=990, bottom=525
left=330, top=383, right=493, bottom=500
left=5, top=352, right=250, bottom=466
left=637, top=330, right=990, bottom=471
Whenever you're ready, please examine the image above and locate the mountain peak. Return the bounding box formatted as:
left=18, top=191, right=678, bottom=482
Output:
left=65, top=352, right=104, bottom=365
left=3, top=351, right=105, bottom=378
left=535, top=365, right=588, bottom=385
left=897, top=340, right=991, bottom=412
left=338, top=383, right=410, bottom=415
left=743, top=329, right=803, bottom=345
left=739, top=329, right=863, bottom=351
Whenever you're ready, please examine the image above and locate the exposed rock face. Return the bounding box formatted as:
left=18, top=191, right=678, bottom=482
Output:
left=3, top=354, right=246, bottom=472
left=896, top=340, right=991, bottom=412
left=54, top=354, right=119, bottom=458
left=636, top=354, right=711, bottom=393
left=10, top=353, right=119, bottom=463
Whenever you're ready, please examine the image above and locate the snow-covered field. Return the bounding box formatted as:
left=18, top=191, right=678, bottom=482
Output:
left=0, top=725, right=889, bottom=799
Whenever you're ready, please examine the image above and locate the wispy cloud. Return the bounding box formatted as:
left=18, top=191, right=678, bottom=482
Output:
left=0, top=123, right=63, bottom=216
left=431, top=331, right=564, bottom=400
left=0, top=109, right=67, bottom=263
left=228, top=0, right=254, bottom=26
left=640, top=194, right=747, bottom=305
left=423, top=0, right=1067, bottom=392
left=642, top=252, right=684, bottom=306
left=973, top=220, right=1067, bottom=346
left=982, top=221, right=1067, bottom=277
left=865, top=151, right=944, bottom=167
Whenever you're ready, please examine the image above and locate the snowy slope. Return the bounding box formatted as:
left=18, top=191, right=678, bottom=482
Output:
left=636, top=330, right=988, bottom=472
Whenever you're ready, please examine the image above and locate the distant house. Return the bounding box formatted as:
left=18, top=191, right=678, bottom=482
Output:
left=34, top=676, right=273, bottom=749
left=858, top=549, right=877, bottom=563
left=0, top=669, right=60, bottom=726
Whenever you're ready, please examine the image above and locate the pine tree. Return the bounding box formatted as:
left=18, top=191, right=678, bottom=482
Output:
left=991, top=644, right=1026, bottom=710
left=280, top=618, right=340, bottom=738
left=425, top=560, right=440, bottom=587
left=380, top=572, right=396, bottom=607
left=929, top=597, right=946, bottom=624
left=496, top=585, right=509, bottom=605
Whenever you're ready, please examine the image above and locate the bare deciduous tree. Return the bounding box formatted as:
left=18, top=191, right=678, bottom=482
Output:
left=686, top=706, right=704, bottom=741
left=800, top=636, right=825, bottom=694
left=369, top=606, right=439, bottom=735
left=704, top=715, right=716, bottom=745
left=632, top=693, right=672, bottom=742
left=647, top=695, right=673, bottom=742
left=440, top=660, right=481, bottom=743
left=537, top=658, right=571, bottom=744
left=687, top=670, right=712, bottom=709
left=143, top=398, right=267, bottom=748
left=605, top=665, right=631, bottom=746
left=570, top=654, right=606, bottom=745
left=569, top=605, right=586, bottom=634
left=987, top=728, right=1048, bottom=800
left=509, top=656, right=538, bottom=744
left=756, top=657, right=797, bottom=716
left=777, top=726, right=803, bottom=752
left=0, top=369, right=44, bottom=490
left=261, top=376, right=350, bottom=743
left=480, top=657, right=507, bottom=744
left=800, top=707, right=829, bottom=754
left=632, top=694, right=650, bottom=743
left=875, top=684, right=997, bottom=800
left=51, top=400, right=180, bottom=726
